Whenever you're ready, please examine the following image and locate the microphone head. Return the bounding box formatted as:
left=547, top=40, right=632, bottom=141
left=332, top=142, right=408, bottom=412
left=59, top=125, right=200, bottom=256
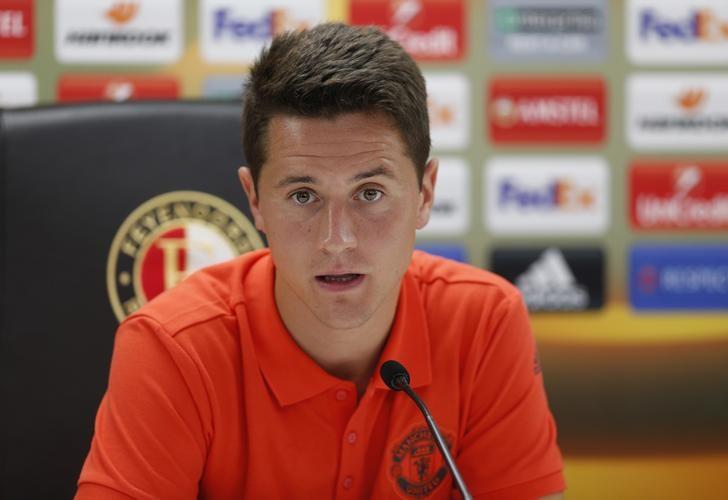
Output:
left=380, top=360, right=410, bottom=391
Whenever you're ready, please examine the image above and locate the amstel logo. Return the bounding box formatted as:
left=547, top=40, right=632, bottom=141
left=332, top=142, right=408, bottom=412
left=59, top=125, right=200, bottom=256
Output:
left=107, top=191, right=264, bottom=321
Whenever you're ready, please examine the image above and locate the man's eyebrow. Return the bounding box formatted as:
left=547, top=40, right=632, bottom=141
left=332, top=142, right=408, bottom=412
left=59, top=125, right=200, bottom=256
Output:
left=275, top=175, right=316, bottom=188
left=275, top=166, right=396, bottom=188
left=351, top=166, right=397, bottom=182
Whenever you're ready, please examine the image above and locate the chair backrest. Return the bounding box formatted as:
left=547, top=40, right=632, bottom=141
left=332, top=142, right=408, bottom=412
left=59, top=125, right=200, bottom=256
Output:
left=0, top=101, right=264, bottom=499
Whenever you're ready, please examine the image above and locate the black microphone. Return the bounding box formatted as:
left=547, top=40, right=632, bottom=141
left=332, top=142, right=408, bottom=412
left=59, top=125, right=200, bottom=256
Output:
left=380, top=360, right=473, bottom=500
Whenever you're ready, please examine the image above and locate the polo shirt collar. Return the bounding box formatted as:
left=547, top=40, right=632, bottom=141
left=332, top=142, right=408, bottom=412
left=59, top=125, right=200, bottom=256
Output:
left=246, top=253, right=432, bottom=407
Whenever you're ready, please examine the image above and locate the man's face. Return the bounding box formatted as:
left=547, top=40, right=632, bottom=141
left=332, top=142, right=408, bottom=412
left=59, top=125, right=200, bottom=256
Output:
left=239, top=112, right=437, bottom=331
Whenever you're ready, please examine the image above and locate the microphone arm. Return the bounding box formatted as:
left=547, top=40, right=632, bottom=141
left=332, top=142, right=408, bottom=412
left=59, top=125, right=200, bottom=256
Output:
left=384, top=363, right=473, bottom=500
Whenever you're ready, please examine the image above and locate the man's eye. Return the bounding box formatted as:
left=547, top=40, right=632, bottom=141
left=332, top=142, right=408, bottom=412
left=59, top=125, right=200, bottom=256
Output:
left=291, top=190, right=315, bottom=205
left=360, top=189, right=383, bottom=202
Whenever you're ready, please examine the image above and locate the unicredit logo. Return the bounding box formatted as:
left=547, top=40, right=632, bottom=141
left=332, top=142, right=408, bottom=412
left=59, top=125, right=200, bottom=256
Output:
left=636, top=166, right=728, bottom=227
left=388, top=0, right=458, bottom=59
left=350, top=0, right=464, bottom=60
left=631, top=163, right=728, bottom=230
left=498, top=179, right=595, bottom=210
left=0, top=1, right=33, bottom=59
left=0, top=9, right=26, bottom=38
left=639, top=8, right=728, bottom=42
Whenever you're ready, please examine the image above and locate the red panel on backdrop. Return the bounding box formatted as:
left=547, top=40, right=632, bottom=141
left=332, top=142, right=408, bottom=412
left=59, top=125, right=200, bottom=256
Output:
left=488, top=77, right=606, bottom=144
left=630, top=162, right=728, bottom=230
left=57, top=75, right=179, bottom=102
left=0, top=0, right=33, bottom=59
left=349, top=0, right=465, bottom=61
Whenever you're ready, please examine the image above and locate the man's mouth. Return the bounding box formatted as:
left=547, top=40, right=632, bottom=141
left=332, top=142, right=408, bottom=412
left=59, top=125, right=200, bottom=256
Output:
left=316, top=273, right=363, bottom=284
left=314, top=273, right=366, bottom=291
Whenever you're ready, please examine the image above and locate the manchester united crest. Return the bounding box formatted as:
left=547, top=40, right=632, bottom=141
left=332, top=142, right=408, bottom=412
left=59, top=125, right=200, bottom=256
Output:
left=106, top=191, right=264, bottom=321
left=390, top=425, right=454, bottom=498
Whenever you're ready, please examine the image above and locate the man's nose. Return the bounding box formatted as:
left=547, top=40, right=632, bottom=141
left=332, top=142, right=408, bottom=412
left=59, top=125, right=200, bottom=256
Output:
left=319, top=202, right=357, bottom=254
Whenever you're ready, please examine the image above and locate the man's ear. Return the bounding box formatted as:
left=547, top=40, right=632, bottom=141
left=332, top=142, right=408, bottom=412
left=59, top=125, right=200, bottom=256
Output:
left=238, top=167, right=266, bottom=233
left=416, top=158, right=439, bottom=230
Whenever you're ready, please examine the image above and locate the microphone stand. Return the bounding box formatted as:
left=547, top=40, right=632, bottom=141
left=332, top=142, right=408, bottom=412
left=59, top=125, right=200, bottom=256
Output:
left=394, top=374, right=473, bottom=500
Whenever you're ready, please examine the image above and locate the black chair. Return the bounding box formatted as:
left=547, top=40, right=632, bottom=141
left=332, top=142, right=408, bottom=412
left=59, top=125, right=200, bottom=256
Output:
left=0, top=101, right=264, bottom=499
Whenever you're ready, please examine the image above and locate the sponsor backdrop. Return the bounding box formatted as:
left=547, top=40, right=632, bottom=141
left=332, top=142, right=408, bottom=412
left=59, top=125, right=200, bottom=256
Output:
left=2, top=0, right=728, bottom=498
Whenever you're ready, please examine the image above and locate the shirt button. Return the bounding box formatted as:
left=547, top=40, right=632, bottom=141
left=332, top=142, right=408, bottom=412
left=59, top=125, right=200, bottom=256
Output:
left=335, top=389, right=348, bottom=401
left=342, top=476, right=353, bottom=490
left=347, top=431, right=357, bottom=444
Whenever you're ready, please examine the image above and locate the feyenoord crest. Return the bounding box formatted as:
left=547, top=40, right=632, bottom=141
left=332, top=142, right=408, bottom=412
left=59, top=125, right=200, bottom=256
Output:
left=107, top=191, right=264, bottom=321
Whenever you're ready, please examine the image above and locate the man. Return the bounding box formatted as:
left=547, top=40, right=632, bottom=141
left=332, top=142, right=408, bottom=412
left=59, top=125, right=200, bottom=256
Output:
left=77, top=23, right=565, bottom=499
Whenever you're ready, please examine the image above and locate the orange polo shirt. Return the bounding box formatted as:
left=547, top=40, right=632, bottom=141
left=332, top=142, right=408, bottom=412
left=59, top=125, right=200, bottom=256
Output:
left=76, top=249, right=564, bottom=499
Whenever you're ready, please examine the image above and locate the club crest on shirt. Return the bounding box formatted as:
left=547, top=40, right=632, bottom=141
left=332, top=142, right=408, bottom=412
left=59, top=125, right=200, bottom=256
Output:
left=106, top=191, right=264, bottom=321
left=390, top=425, right=454, bottom=498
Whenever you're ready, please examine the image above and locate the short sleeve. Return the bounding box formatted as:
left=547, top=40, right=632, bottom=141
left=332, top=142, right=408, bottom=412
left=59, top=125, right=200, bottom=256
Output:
left=75, top=316, right=211, bottom=500
left=457, top=294, right=565, bottom=499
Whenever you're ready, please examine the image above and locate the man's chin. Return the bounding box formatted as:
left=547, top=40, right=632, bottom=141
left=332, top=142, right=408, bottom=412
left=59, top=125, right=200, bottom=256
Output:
left=313, top=309, right=373, bottom=331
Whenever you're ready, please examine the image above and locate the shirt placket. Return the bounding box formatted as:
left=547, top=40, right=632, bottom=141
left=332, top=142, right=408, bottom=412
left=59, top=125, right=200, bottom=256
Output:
left=335, top=385, right=387, bottom=499
left=329, top=383, right=358, bottom=497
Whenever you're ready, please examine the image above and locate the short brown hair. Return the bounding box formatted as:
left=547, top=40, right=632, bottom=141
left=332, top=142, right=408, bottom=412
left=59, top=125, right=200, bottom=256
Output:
left=242, top=23, right=430, bottom=186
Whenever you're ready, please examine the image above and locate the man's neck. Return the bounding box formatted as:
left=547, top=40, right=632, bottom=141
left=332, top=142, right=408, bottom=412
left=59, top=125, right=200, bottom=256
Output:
left=274, top=277, right=400, bottom=397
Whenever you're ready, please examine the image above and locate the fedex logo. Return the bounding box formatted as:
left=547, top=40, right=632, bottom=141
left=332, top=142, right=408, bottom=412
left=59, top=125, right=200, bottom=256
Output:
left=212, top=8, right=307, bottom=40
left=639, top=9, right=728, bottom=41
left=627, top=0, right=728, bottom=64
left=498, top=179, right=595, bottom=211
left=485, top=157, right=608, bottom=236
left=213, top=9, right=269, bottom=39
left=200, top=0, right=323, bottom=63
